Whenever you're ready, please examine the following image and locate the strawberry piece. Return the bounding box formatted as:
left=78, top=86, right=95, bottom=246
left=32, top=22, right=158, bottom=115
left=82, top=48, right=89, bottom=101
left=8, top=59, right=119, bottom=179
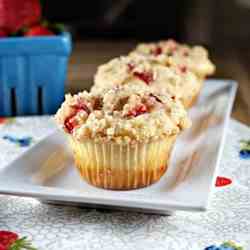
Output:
left=127, top=104, right=148, bottom=117
left=64, top=115, right=78, bottom=134
left=25, top=25, right=54, bottom=36
left=64, top=101, right=91, bottom=133
left=133, top=71, right=154, bottom=85
left=0, top=231, right=18, bottom=249
left=151, top=46, right=162, bottom=56
left=127, top=63, right=135, bottom=71
left=215, top=176, right=232, bottom=187
left=128, top=64, right=154, bottom=85
left=0, top=0, right=41, bottom=33
left=179, top=66, right=187, bottom=73
left=71, top=103, right=90, bottom=115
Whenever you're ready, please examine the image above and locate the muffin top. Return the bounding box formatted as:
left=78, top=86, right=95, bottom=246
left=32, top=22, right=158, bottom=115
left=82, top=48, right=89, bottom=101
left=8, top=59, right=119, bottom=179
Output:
left=130, top=39, right=215, bottom=78
left=93, top=54, right=200, bottom=100
left=55, top=85, right=191, bottom=144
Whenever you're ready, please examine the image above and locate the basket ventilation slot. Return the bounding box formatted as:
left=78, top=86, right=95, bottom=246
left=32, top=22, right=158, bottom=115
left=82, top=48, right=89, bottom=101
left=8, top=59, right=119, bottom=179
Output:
left=10, top=87, right=17, bottom=116
left=38, top=86, right=43, bottom=115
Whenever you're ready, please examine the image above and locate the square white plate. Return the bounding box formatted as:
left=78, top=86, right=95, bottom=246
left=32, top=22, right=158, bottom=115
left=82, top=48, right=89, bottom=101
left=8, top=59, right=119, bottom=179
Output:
left=0, top=80, right=237, bottom=215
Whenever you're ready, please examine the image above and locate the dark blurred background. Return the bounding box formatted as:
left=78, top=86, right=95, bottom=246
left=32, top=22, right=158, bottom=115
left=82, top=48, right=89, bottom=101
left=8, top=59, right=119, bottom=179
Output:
left=44, top=0, right=250, bottom=125
left=43, top=1, right=186, bottom=40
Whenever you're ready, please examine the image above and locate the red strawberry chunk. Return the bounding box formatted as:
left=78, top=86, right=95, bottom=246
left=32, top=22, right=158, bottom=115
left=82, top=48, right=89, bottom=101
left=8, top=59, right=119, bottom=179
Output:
left=64, top=115, right=78, bottom=134
left=151, top=46, right=162, bottom=56
left=127, top=104, right=148, bottom=117
left=71, top=102, right=91, bottom=115
left=179, top=66, right=187, bottom=73
left=127, top=63, right=154, bottom=85
left=64, top=101, right=91, bottom=133
left=133, top=71, right=154, bottom=85
left=0, top=231, right=18, bottom=249
left=127, top=63, right=135, bottom=71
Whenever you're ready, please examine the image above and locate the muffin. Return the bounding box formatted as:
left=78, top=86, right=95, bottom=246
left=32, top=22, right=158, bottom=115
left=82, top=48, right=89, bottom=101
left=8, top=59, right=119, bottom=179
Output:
left=130, top=39, right=215, bottom=80
left=55, top=84, right=191, bottom=190
left=130, top=39, right=215, bottom=107
left=92, top=54, right=201, bottom=108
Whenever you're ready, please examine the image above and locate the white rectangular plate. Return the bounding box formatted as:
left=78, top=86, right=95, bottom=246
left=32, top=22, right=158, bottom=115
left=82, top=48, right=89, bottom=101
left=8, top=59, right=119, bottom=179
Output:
left=0, top=80, right=237, bottom=214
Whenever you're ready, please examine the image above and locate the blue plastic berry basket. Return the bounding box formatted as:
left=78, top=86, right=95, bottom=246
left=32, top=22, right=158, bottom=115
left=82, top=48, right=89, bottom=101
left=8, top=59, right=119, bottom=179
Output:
left=0, top=32, right=72, bottom=116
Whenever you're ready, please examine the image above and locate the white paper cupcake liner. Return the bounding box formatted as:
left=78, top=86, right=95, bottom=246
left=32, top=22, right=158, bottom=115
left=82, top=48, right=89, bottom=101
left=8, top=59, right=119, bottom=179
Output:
left=69, top=135, right=177, bottom=190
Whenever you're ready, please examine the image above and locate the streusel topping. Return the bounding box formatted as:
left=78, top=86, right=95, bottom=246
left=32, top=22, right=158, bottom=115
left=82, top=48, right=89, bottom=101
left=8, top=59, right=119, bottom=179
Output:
left=130, top=39, right=215, bottom=78
left=55, top=85, right=191, bottom=144
left=92, top=54, right=200, bottom=101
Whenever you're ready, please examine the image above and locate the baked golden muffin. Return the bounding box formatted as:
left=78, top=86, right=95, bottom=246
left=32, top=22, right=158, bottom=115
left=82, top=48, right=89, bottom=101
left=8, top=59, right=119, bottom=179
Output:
left=130, top=39, right=215, bottom=80
left=92, top=55, right=200, bottom=108
left=55, top=84, right=191, bottom=190
left=129, top=40, right=215, bottom=107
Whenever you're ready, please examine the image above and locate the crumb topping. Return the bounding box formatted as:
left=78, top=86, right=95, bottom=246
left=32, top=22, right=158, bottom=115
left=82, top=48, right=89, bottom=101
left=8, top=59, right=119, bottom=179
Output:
left=130, top=39, right=215, bottom=78
left=55, top=85, right=191, bottom=144
left=94, top=56, right=157, bottom=89
left=92, top=54, right=200, bottom=102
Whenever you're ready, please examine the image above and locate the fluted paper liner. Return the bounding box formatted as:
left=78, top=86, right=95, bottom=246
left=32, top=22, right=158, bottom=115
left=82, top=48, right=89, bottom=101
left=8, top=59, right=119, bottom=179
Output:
left=69, top=135, right=177, bottom=190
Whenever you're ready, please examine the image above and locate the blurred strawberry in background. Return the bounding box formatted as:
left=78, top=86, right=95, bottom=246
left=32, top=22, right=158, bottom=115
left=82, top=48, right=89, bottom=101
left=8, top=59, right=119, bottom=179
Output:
left=0, top=0, right=41, bottom=34
left=0, top=0, right=64, bottom=37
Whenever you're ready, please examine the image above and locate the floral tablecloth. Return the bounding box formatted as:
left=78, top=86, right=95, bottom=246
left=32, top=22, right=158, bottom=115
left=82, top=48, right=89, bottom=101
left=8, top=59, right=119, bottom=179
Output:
left=0, top=116, right=250, bottom=250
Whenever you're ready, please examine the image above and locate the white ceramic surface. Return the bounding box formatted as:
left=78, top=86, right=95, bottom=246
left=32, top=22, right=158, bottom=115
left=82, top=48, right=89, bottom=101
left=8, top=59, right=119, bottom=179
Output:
left=0, top=80, right=237, bottom=214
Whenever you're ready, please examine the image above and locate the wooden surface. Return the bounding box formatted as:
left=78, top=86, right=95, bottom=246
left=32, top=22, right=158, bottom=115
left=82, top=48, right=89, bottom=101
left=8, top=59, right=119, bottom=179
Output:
left=67, top=40, right=250, bottom=126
